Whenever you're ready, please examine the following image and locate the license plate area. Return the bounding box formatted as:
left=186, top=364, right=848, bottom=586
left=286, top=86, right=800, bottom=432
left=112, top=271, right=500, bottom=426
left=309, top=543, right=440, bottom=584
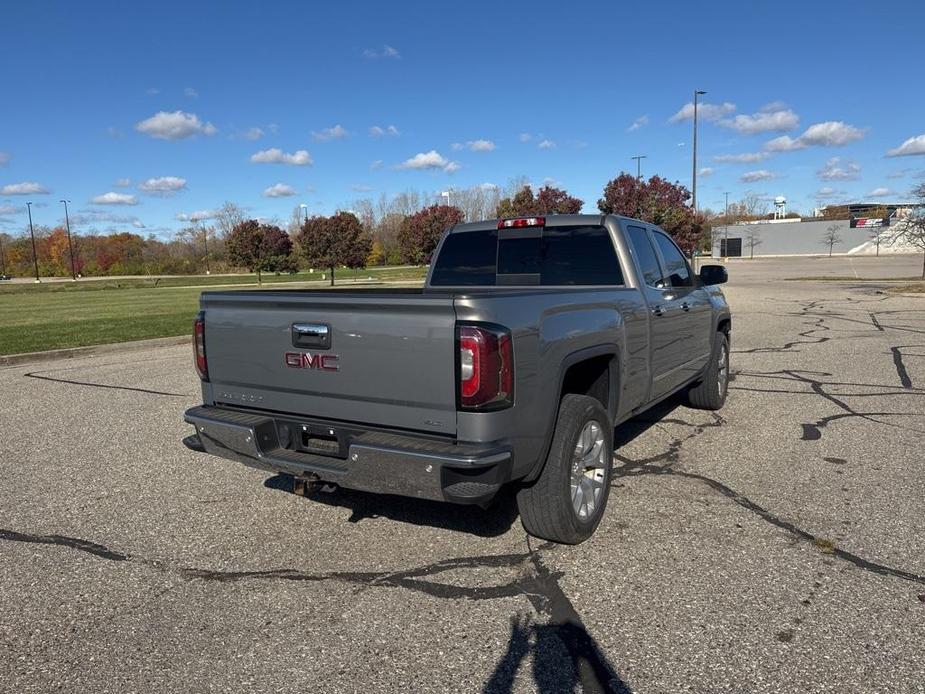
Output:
left=299, top=424, right=348, bottom=459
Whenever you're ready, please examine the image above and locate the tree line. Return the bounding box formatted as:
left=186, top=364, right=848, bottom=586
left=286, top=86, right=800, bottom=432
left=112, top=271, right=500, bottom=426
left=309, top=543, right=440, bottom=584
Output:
left=1, top=174, right=711, bottom=280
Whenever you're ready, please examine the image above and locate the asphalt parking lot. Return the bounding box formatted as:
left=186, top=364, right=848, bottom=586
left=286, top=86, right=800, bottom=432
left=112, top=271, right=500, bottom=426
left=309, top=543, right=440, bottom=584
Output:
left=1, top=257, right=923, bottom=694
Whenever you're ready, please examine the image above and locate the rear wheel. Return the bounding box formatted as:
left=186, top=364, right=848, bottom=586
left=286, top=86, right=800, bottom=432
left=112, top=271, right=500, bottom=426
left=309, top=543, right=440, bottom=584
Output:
left=517, top=394, right=613, bottom=545
left=687, top=331, right=729, bottom=410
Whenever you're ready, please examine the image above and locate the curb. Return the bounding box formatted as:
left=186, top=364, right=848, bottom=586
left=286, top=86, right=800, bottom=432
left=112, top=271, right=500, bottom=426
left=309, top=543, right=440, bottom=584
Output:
left=0, top=335, right=190, bottom=368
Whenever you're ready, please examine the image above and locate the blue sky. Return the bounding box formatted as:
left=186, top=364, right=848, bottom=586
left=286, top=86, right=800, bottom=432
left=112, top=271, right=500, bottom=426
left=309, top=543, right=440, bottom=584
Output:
left=2, top=0, right=924, bottom=237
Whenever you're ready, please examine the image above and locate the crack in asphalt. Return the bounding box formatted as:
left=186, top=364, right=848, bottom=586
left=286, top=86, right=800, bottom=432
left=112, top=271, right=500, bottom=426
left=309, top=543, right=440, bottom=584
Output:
left=23, top=371, right=189, bottom=397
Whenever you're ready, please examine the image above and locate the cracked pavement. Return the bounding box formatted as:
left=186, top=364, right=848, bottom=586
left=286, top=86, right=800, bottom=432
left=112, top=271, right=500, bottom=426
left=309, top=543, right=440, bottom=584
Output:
left=1, top=257, right=923, bottom=693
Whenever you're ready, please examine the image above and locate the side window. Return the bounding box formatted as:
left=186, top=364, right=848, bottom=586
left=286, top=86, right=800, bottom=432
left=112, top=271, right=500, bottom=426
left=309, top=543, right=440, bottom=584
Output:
left=626, top=225, right=665, bottom=288
left=651, top=231, right=692, bottom=287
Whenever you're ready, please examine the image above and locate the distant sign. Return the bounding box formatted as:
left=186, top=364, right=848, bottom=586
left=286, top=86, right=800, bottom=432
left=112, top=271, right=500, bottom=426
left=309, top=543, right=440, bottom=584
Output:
left=851, top=217, right=889, bottom=228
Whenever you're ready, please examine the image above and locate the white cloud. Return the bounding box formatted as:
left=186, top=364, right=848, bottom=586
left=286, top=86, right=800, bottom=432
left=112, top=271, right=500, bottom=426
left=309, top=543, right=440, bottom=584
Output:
left=0, top=152, right=10, bottom=166
left=868, top=187, right=894, bottom=197
left=699, top=167, right=715, bottom=177
left=70, top=210, right=145, bottom=227
left=886, top=170, right=908, bottom=179
left=135, top=111, right=217, bottom=140
left=1, top=181, right=49, bottom=195
left=114, top=177, right=132, bottom=187
left=369, top=124, right=400, bottom=137
left=713, top=152, right=769, bottom=163
left=466, top=139, right=496, bottom=152
left=363, top=45, right=400, bottom=59
left=814, top=187, right=844, bottom=200
left=263, top=183, right=297, bottom=198
left=397, top=150, right=459, bottom=173
left=479, top=182, right=499, bottom=191
left=627, top=115, right=649, bottom=132
left=91, top=192, right=138, bottom=205
left=145, top=87, right=159, bottom=96
left=106, top=126, right=124, bottom=139
left=370, top=159, right=383, bottom=170
left=886, top=134, right=925, bottom=157
left=351, top=184, right=373, bottom=192
left=518, top=133, right=532, bottom=142
left=312, top=124, right=350, bottom=141
left=817, top=157, right=861, bottom=181
left=766, top=121, right=865, bottom=152
left=740, top=170, right=776, bottom=183
left=669, top=101, right=736, bottom=124
left=718, top=107, right=799, bottom=134
left=138, top=176, right=188, bottom=195
left=175, top=209, right=217, bottom=223
left=537, top=139, right=556, bottom=149
left=0, top=204, right=23, bottom=215
left=184, top=87, right=199, bottom=98
left=250, top=148, right=313, bottom=166
left=244, top=127, right=264, bottom=140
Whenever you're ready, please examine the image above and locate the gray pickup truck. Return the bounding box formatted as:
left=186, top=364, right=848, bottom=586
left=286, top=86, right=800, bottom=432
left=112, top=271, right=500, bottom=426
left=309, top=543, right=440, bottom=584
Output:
left=183, top=214, right=730, bottom=544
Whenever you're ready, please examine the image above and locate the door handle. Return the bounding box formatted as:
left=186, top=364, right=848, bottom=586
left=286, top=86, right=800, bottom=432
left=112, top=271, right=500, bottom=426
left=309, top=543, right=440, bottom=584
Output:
left=651, top=306, right=664, bottom=317
left=292, top=323, right=331, bottom=349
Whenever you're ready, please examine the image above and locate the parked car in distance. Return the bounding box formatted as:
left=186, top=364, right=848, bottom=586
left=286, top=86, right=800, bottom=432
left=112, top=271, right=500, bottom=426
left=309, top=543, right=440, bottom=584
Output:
left=0, top=274, right=12, bottom=281
left=183, top=214, right=730, bottom=544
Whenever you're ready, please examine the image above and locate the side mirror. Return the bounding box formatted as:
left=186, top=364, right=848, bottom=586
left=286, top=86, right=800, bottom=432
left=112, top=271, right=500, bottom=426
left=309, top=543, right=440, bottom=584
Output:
left=699, top=264, right=728, bottom=285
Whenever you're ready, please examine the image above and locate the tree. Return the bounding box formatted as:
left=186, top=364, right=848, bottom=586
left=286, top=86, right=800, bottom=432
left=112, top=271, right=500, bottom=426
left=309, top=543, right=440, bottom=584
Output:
left=297, top=211, right=371, bottom=286
left=367, top=239, right=386, bottom=266
left=744, top=227, right=763, bottom=259
left=820, top=224, right=843, bottom=257
left=397, top=204, right=463, bottom=265
left=215, top=201, right=247, bottom=238
left=226, top=220, right=294, bottom=283
left=887, top=184, right=925, bottom=278
left=597, top=174, right=704, bottom=253
left=494, top=185, right=583, bottom=218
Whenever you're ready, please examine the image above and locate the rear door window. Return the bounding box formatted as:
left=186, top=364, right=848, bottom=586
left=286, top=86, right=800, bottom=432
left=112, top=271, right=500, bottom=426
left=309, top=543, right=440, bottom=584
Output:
left=540, top=226, right=623, bottom=285
left=626, top=225, right=665, bottom=288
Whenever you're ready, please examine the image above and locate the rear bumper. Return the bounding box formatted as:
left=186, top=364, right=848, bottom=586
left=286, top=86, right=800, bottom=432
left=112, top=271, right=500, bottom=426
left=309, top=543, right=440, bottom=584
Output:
left=182, top=405, right=512, bottom=505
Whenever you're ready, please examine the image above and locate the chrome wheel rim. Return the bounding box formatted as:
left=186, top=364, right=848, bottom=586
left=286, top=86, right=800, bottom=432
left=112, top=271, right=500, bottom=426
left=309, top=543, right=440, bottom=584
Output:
left=717, top=341, right=728, bottom=395
left=570, top=420, right=608, bottom=520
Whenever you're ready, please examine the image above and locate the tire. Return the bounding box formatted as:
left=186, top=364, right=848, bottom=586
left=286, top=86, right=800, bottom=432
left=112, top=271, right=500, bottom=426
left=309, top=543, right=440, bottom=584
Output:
left=517, top=394, right=613, bottom=545
left=687, top=330, right=730, bottom=410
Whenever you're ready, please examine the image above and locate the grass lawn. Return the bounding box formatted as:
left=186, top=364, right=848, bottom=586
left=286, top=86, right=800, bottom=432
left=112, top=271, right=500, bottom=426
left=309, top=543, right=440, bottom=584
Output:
left=0, top=266, right=427, bottom=355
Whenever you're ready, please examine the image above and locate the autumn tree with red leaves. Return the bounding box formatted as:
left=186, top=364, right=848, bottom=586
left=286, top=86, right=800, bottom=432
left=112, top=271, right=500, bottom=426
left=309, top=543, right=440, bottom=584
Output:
left=597, top=174, right=704, bottom=253
left=226, top=220, right=294, bottom=283
left=495, top=185, right=583, bottom=218
left=397, top=204, right=464, bottom=265
left=297, top=211, right=371, bottom=286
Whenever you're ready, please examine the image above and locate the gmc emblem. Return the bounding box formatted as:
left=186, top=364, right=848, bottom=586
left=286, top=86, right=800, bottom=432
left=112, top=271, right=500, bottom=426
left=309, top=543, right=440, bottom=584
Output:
left=285, top=352, right=339, bottom=371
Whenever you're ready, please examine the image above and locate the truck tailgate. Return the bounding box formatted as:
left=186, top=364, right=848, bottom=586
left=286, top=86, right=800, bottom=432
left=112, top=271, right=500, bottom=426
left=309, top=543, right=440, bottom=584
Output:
left=201, top=291, right=458, bottom=435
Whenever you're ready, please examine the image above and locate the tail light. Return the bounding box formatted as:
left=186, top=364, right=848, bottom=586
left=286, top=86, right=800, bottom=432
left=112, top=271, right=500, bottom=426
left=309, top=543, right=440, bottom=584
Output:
left=498, top=216, right=545, bottom=229
left=458, top=324, right=513, bottom=410
left=193, top=312, right=208, bottom=380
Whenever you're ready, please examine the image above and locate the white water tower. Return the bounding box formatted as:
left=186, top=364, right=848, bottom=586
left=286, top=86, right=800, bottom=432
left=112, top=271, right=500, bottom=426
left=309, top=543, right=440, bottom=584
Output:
left=774, top=196, right=787, bottom=219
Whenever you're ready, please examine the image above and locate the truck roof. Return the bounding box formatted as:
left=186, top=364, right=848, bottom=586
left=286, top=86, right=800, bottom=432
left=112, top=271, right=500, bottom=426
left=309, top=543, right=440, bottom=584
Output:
left=449, top=213, right=644, bottom=233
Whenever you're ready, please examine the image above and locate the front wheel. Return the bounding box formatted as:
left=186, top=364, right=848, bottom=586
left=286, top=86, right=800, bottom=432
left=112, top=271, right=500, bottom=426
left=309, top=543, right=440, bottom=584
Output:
left=517, top=394, right=613, bottom=545
left=687, top=331, right=730, bottom=410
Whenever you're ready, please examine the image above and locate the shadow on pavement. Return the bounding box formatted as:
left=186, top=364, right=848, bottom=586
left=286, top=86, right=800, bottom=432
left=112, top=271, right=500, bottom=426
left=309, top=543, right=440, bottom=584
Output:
left=263, top=474, right=521, bottom=538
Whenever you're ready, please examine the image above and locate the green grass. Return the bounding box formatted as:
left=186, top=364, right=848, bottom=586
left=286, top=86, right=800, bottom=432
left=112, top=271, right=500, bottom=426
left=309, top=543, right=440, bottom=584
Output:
left=0, top=266, right=427, bottom=355
left=0, top=265, right=426, bottom=295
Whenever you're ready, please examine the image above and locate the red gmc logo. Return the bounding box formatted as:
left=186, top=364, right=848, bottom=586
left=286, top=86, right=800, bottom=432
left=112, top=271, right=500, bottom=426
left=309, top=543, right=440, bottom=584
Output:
left=285, top=352, right=339, bottom=371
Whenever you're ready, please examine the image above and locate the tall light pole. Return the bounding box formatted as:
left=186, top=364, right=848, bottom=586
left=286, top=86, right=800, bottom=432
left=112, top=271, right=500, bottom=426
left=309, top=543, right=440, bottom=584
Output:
left=201, top=225, right=211, bottom=275
left=631, top=155, right=647, bottom=181
left=60, top=199, right=77, bottom=280
left=724, top=191, right=731, bottom=256
left=692, top=89, right=707, bottom=212
left=26, top=201, right=40, bottom=282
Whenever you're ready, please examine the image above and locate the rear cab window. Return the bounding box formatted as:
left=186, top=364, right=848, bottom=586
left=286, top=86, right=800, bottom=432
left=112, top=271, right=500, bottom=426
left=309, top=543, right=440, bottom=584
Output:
left=430, top=224, right=624, bottom=287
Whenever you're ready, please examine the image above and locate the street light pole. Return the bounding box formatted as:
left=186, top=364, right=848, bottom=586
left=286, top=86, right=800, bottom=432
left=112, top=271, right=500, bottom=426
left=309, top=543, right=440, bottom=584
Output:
left=692, top=89, right=707, bottom=212
left=26, top=201, right=40, bottom=282
left=631, top=155, right=647, bottom=181
left=724, top=191, right=731, bottom=256
left=60, top=199, right=77, bottom=280
left=202, top=225, right=211, bottom=274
